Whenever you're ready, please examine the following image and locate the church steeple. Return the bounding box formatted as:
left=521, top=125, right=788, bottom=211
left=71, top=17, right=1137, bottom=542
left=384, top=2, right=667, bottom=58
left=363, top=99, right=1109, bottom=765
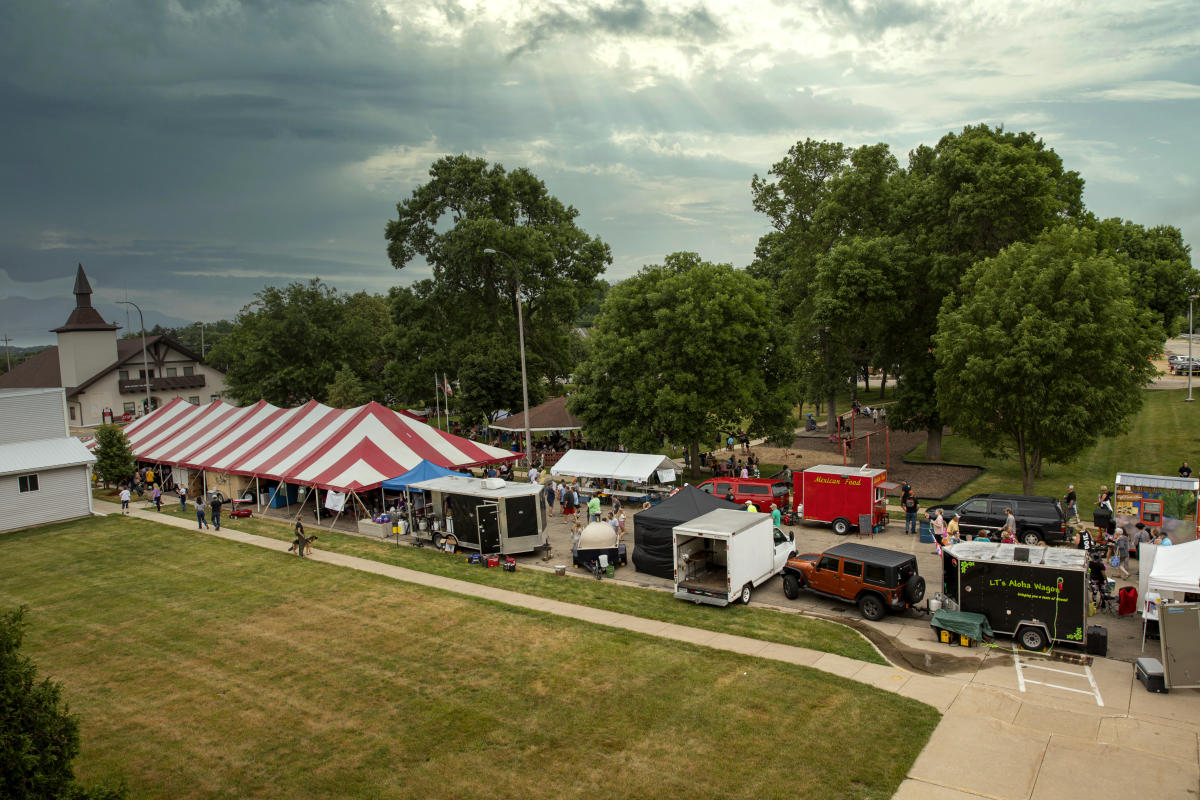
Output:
left=52, top=264, right=120, bottom=333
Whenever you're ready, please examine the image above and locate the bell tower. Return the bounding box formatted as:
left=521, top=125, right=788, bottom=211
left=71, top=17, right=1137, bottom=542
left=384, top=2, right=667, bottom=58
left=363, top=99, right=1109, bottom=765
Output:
left=53, top=264, right=120, bottom=388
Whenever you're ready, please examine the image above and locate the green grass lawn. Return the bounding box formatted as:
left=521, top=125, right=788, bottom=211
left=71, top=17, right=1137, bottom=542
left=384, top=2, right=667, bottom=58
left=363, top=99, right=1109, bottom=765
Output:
left=908, top=388, right=1200, bottom=504
left=0, top=517, right=938, bottom=800
left=136, top=503, right=883, bottom=664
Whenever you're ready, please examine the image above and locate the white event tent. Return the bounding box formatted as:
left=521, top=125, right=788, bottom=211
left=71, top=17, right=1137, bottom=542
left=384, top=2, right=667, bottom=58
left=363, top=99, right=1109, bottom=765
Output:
left=550, top=449, right=682, bottom=484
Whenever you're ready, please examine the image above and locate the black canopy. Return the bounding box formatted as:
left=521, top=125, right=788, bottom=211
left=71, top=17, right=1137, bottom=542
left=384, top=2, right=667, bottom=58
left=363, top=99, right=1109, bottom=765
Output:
left=632, top=486, right=744, bottom=579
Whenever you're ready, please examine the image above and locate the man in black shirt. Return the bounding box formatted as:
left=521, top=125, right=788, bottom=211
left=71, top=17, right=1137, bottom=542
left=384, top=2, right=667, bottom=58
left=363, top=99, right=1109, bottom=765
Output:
left=209, top=494, right=224, bottom=531
left=1180, top=461, right=1192, bottom=478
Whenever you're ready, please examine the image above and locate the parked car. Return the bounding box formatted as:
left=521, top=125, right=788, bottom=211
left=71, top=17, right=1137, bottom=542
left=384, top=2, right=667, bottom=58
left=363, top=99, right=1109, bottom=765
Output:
left=780, top=542, right=925, bottom=620
left=696, top=477, right=791, bottom=514
left=930, top=493, right=1070, bottom=546
left=1171, top=361, right=1200, bottom=375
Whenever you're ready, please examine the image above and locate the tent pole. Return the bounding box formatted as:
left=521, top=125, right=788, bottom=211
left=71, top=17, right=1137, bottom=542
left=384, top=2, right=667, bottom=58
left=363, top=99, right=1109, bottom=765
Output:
left=315, top=486, right=321, bottom=524
left=254, top=477, right=260, bottom=512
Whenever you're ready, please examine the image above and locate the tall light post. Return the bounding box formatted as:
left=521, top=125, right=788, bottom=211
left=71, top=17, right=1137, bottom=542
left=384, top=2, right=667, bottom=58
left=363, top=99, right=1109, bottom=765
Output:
left=117, top=300, right=151, bottom=416
left=1188, top=294, right=1198, bottom=402
left=483, top=248, right=533, bottom=470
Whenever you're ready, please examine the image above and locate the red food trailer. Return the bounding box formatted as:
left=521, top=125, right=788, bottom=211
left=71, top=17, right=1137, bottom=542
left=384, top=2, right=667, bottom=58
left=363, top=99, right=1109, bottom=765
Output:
left=794, top=465, right=894, bottom=535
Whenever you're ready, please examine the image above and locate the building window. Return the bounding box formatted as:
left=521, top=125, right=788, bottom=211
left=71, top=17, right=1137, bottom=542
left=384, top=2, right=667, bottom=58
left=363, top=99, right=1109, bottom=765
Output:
left=210, top=394, right=221, bottom=402
left=119, top=369, right=130, bottom=381
left=138, top=369, right=154, bottom=379
left=123, top=401, right=136, bottom=414
left=188, top=396, right=200, bottom=405
left=182, top=366, right=194, bottom=376
left=166, top=367, right=177, bottom=377
left=69, top=406, right=76, bottom=421
left=18, top=474, right=40, bottom=493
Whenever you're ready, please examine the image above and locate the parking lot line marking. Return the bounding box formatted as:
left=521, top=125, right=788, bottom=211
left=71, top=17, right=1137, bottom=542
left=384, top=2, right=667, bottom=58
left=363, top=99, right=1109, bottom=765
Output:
left=1012, top=654, right=1104, bottom=706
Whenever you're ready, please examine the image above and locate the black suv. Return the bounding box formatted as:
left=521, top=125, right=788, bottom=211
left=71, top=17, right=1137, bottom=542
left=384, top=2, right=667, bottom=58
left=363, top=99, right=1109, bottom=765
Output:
left=937, top=493, right=1069, bottom=546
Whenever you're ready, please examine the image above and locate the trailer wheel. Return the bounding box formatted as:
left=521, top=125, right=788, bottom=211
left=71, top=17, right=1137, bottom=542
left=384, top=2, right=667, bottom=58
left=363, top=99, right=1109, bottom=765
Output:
left=904, top=574, right=927, bottom=605
left=1020, top=530, right=1042, bottom=546
left=832, top=517, right=851, bottom=536
left=858, top=593, right=886, bottom=621
left=739, top=583, right=753, bottom=605
left=782, top=573, right=801, bottom=600
left=1017, top=624, right=1049, bottom=652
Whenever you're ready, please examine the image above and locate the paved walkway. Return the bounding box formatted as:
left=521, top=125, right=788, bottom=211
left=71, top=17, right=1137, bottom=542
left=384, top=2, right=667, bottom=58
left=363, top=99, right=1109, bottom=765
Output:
left=99, top=501, right=1200, bottom=799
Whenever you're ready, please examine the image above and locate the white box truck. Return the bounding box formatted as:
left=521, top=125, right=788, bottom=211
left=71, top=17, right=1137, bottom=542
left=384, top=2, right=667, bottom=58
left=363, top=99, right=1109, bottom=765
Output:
left=673, top=508, right=795, bottom=606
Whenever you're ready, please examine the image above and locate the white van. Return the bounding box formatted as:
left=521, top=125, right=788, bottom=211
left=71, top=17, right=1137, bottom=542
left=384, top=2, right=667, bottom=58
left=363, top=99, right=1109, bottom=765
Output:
left=673, top=509, right=794, bottom=606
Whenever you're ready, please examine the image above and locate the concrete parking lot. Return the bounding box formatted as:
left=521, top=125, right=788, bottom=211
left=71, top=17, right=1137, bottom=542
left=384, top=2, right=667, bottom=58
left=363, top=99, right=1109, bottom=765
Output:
left=517, top=501, right=1153, bottom=668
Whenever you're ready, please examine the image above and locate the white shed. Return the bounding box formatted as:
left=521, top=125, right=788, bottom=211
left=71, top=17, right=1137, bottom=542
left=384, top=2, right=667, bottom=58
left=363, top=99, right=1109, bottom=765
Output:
left=0, top=388, right=96, bottom=532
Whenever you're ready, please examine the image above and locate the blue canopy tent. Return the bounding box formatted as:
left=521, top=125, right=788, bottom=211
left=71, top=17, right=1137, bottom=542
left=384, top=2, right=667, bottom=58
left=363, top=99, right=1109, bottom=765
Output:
left=382, top=460, right=470, bottom=491
left=381, top=460, right=470, bottom=545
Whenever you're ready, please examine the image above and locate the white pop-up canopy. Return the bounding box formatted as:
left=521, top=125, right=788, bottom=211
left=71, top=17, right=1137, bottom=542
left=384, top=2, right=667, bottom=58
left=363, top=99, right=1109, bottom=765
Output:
left=550, top=449, right=682, bottom=484
left=1147, top=539, right=1200, bottom=595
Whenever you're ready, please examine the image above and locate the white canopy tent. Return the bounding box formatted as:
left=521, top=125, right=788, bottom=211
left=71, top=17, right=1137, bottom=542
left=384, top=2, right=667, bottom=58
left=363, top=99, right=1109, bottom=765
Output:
left=1148, top=539, right=1200, bottom=595
left=549, top=449, right=683, bottom=484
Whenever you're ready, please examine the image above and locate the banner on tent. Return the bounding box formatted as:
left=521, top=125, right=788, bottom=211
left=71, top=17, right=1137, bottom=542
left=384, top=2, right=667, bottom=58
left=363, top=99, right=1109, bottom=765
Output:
left=324, top=491, right=346, bottom=512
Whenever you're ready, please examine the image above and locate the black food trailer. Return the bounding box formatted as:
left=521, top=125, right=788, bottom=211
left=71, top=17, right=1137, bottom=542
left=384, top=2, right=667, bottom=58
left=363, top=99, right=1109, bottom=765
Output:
left=407, top=476, right=548, bottom=555
left=942, top=541, right=1095, bottom=652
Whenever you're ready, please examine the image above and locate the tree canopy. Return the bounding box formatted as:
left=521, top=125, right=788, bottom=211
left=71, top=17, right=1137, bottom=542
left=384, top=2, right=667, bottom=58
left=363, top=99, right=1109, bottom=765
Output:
left=934, top=226, right=1162, bottom=493
left=569, top=253, right=794, bottom=467
left=384, top=155, right=610, bottom=418
left=208, top=279, right=394, bottom=407
left=0, top=607, right=127, bottom=800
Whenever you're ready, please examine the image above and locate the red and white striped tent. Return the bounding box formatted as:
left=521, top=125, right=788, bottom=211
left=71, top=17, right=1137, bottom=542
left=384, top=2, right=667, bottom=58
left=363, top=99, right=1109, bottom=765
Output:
left=107, top=397, right=520, bottom=493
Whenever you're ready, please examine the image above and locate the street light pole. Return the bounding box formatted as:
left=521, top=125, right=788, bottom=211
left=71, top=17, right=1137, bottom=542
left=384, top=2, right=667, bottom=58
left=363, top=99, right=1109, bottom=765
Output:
left=117, top=300, right=151, bottom=416
left=483, top=248, right=533, bottom=470
left=1188, top=294, right=1197, bottom=402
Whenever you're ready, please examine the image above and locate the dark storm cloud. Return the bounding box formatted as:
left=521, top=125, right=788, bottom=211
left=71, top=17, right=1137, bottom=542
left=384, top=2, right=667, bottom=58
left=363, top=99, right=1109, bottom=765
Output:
left=508, top=0, right=722, bottom=58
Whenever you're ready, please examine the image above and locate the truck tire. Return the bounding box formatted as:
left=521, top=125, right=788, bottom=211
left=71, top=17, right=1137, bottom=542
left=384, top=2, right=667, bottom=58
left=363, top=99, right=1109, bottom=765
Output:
left=903, top=574, right=926, bottom=605
left=782, top=573, right=801, bottom=600
left=1020, top=530, right=1042, bottom=546
left=1017, top=624, right=1049, bottom=652
left=858, top=593, right=886, bottom=621
left=739, top=583, right=753, bottom=605
left=832, top=517, right=851, bottom=536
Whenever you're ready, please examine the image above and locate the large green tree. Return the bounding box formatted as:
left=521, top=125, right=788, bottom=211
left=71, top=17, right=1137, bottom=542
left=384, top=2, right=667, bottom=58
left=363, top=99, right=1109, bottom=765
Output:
left=569, top=253, right=794, bottom=469
left=208, top=280, right=394, bottom=406
left=384, top=155, right=610, bottom=411
left=0, top=607, right=127, bottom=800
left=1089, top=217, right=1197, bottom=331
left=887, top=126, right=1085, bottom=457
left=750, top=140, right=900, bottom=429
left=934, top=226, right=1161, bottom=493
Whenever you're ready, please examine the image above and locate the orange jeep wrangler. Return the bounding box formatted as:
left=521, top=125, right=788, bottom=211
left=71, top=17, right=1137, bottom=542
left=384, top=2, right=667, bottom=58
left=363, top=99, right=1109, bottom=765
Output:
left=781, top=542, right=925, bottom=620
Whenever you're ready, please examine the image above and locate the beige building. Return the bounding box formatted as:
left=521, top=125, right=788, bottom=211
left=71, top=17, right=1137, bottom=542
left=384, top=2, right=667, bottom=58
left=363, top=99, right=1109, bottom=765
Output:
left=0, top=265, right=226, bottom=427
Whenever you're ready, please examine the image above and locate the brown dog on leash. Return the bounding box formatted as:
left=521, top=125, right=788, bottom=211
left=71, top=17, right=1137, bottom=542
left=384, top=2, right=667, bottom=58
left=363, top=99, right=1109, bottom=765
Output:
left=287, top=534, right=318, bottom=557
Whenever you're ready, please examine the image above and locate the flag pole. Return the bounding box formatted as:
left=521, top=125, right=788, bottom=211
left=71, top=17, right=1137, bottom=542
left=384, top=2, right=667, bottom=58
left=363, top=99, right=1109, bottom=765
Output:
left=433, top=373, right=442, bottom=431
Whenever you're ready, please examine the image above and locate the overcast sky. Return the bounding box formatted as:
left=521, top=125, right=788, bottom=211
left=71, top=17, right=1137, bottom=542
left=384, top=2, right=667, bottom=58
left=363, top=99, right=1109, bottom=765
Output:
left=2, top=0, right=1198, bottom=345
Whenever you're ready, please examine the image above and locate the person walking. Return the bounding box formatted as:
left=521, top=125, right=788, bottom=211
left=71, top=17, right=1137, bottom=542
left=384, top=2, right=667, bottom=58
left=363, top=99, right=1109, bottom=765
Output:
left=999, top=507, right=1017, bottom=542
left=193, top=497, right=209, bottom=529
left=152, top=485, right=162, bottom=512
left=902, top=490, right=919, bottom=534
left=932, top=509, right=946, bottom=552
left=119, top=485, right=131, bottom=515
left=209, top=494, right=224, bottom=531
left=545, top=481, right=556, bottom=514
left=178, top=485, right=188, bottom=512
left=1064, top=484, right=1078, bottom=522
left=617, top=509, right=627, bottom=540
left=1113, top=527, right=1131, bottom=579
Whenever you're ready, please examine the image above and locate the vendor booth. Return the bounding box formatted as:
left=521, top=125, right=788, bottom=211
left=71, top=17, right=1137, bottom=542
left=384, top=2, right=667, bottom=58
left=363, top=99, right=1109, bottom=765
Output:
left=632, top=486, right=743, bottom=579
left=551, top=449, right=682, bottom=484
left=406, top=475, right=548, bottom=555
left=1114, top=472, right=1199, bottom=539
left=942, top=541, right=1094, bottom=652
left=1139, top=539, right=1200, bottom=687
left=373, top=460, right=470, bottom=537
